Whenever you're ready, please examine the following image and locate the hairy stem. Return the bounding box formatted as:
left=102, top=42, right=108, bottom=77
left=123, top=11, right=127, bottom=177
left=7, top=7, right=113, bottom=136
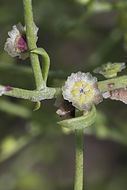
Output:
left=23, top=0, right=45, bottom=90
left=4, top=87, right=61, bottom=102
left=74, top=129, right=84, bottom=190
left=98, top=75, right=127, bottom=93
left=3, top=75, right=127, bottom=101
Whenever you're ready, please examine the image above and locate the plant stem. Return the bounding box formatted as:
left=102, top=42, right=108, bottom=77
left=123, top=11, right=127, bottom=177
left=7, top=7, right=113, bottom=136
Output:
left=4, top=87, right=61, bottom=102
left=23, top=0, right=45, bottom=90
left=98, top=75, right=127, bottom=93
left=3, top=75, right=127, bottom=101
left=74, top=129, right=84, bottom=190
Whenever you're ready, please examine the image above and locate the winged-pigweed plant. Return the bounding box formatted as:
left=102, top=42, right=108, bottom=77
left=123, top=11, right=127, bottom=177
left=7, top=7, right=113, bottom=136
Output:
left=1, top=0, right=127, bottom=189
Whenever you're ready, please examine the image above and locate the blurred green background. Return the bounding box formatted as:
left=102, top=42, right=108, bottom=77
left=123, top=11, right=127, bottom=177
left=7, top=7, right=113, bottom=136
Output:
left=0, top=0, right=127, bottom=189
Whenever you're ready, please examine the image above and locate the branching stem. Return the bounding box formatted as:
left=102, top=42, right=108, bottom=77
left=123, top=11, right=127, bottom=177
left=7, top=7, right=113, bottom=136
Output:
left=4, top=87, right=61, bottom=102
left=23, top=0, right=45, bottom=90
left=3, top=75, right=127, bottom=101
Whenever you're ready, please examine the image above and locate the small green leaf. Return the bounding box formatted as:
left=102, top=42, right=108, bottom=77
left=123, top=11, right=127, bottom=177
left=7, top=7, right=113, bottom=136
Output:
left=31, top=48, right=50, bottom=83
left=58, top=105, right=96, bottom=130
left=33, top=101, right=41, bottom=111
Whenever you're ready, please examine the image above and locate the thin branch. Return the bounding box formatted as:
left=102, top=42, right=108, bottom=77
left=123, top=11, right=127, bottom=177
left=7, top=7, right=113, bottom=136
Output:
left=74, top=129, right=84, bottom=190
left=23, top=0, right=45, bottom=90
left=4, top=87, right=61, bottom=102
left=2, top=75, right=127, bottom=101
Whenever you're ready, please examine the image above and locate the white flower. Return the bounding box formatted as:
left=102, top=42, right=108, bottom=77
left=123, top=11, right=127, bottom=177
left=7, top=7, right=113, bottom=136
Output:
left=0, top=86, right=6, bottom=96
left=4, top=22, right=39, bottom=60
left=62, top=72, right=102, bottom=111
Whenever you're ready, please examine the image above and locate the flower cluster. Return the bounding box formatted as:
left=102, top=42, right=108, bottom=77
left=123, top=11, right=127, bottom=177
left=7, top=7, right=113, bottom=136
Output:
left=93, top=62, right=126, bottom=78
left=62, top=72, right=102, bottom=111
left=4, top=23, right=38, bottom=60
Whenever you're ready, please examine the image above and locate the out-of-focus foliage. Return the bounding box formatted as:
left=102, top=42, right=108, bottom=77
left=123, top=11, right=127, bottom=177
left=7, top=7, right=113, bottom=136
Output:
left=1, top=0, right=127, bottom=189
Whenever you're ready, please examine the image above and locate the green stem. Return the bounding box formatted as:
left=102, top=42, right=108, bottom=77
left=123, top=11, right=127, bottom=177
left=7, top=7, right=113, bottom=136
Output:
left=3, top=75, right=127, bottom=101
left=98, top=75, right=127, bottom=93
left=23, top=0, right=45, bottom=90
left=4, top=87, right=61, bottom=102
left=74, top=129, right=84, bottom=190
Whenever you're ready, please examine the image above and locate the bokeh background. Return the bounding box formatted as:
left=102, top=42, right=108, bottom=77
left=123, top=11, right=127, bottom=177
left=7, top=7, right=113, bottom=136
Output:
left=0, top=0, right=127, bottom=189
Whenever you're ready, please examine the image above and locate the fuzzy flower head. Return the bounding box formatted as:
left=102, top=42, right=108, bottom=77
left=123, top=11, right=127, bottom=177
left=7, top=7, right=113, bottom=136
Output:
left=4, top=23, right=38, bottom=60
left=62, top=72, right=102, bottom=111
left=93, top=62, right=126, bottom=78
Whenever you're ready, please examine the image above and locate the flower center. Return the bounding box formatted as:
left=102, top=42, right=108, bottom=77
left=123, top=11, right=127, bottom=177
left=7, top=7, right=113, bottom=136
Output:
left=76, top=84, right=90, bottom=97
left=17, top=34, right=27, bottom=52
left=71, top=81, right=94, bottom=103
